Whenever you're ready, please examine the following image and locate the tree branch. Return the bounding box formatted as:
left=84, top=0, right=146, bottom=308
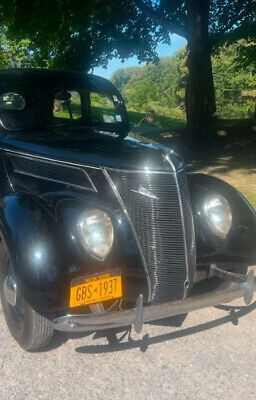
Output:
left=209, top=0, right=256, bottom=47
left=134, top=0, right=188, bottom=39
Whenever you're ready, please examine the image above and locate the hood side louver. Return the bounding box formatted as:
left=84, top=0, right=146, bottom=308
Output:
left=7, top=154, right=97, bottom=191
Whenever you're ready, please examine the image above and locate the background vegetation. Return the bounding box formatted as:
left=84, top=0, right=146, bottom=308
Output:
left=1, top=0, right=255, bottom=143
left=111, top=41, right=256, bottom=121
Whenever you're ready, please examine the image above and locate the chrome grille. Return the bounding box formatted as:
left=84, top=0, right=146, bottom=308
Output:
left=108, top=168, right=195, bottom=303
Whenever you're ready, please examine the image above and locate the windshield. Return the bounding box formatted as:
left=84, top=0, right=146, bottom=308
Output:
left=0, top=81, right=129, bottom=136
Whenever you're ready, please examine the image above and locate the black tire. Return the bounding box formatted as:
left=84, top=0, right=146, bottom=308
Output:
left=0, top=240, right=53, bottom=351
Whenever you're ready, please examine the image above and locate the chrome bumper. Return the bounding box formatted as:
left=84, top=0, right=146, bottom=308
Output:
left=53, top=270, right=256, bottom=333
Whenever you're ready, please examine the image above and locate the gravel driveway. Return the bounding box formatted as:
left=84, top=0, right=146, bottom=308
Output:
left=0, top=296, right=255, bottom=400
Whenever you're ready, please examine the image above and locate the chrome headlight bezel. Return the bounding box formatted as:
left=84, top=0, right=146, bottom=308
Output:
left=203, top=195, right=232, bottom=239
left=78, top=209, right=114, bottom=261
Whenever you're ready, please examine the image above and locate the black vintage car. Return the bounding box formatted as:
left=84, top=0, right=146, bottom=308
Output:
left=0, top=69, right=255, bottom=351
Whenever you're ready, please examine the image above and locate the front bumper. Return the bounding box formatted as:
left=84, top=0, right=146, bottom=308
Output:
left=53, top=269, right=256, bottom=333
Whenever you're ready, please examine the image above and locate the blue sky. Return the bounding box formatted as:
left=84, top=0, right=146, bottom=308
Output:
left=93, top=34, right=187, bottom=79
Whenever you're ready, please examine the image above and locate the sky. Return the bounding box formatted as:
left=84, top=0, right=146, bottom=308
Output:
left=93, top=34, right=187, bottom=79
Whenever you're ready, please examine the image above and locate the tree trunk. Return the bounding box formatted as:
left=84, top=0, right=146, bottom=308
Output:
left=185, top=0, right=216, bottom=146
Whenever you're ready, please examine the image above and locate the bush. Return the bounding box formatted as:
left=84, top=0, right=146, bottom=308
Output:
left=218, top=100, right=255, bottom=119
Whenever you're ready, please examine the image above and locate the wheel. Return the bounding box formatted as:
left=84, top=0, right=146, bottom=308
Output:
left=0, top=239, right=54, bottom=351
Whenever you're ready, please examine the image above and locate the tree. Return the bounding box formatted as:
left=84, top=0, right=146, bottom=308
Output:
left=120, top=43, right=256, bottom=120
left=212, top=41, right=256, bottom=119
left=1, top=0, right=255, bottom=145
left=133, top=0, right=255, bottom=143
left=231, top=36, right=256, bottom=72
left=116, top=50, right=186, bottom=110
left=0, top=1, right=166, bottom=71
left=0, top=27, right=36, bottom=68
left=111, top=67, right=142, bottom=91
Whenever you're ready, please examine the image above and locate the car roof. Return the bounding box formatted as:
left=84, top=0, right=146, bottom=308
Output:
left=0, top=68, right=84, bottom=83
left=0, top=68, right=116, bottom=93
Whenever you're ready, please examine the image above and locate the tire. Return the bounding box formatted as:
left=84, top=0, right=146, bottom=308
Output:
left=0, top=240, right=54, bottom=351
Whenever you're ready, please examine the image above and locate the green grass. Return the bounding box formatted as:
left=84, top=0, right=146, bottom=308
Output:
left=127, top=108, right=186, bottom=130
left=239, top=191, right=256, bottom=208
left=53, top=101, right=187, bottom=130
left=54, top=102, right=82, bottom=120
left=82, top=103, right=187, bottom=130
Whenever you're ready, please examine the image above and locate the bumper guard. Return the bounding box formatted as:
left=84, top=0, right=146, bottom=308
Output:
left=53, top=268, right=256, bottom=333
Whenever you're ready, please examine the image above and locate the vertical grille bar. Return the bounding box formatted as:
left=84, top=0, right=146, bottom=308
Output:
left=177, top=171, right=196, bottom=286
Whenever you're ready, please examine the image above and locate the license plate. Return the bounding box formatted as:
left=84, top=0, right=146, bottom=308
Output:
left=70, top=271, right=122, bottom=308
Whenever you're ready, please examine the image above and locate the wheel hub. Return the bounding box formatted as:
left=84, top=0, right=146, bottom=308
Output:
left=4, top=275, right=17, bottom=307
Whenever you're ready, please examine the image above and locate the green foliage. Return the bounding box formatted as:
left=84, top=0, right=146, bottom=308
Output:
left=212, top=41, right=256, bottom=118
left=113, top=42, right=256, bottom=121
left=233, top=38, right=256, bottom=71
left=0, top=1, right=169, bottom=71
left=118, top=47, right=187, bottom=112
left=0, top=1, right=254, bottom=72
left=111, top=67, right=142, bottom=90
left=0, top=27, right=36, bottom=68
left=90, top=93, right=117, bottom=121
left=90, top=93, right=114, bottom=109
left=0, top=0, right=254, bottom=143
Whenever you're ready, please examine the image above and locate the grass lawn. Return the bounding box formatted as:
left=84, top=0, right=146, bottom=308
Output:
left=129, top=116, right=256, bottom=209
left=127, top=108, right=186, bottom=131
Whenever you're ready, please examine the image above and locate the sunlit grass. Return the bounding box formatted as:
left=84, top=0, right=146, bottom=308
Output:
left=127, top=107, right=186, bottom=130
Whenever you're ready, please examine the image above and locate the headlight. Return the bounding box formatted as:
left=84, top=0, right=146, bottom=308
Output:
left=78, top=209, right=114, bottom=260
left=203, top=195, right=232, bottom=238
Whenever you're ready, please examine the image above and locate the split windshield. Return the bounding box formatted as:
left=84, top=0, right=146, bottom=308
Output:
left=0, top=85, right=125, bottom=133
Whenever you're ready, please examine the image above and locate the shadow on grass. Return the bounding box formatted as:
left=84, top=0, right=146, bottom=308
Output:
left=133, top=118, right=256, bottom=170
left=184, top=119, right=256, bottom=172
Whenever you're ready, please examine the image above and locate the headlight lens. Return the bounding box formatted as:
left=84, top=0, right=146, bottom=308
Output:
left=78, top=209, right=114, bottom=260
left=203, top=195, right=232, bottom=238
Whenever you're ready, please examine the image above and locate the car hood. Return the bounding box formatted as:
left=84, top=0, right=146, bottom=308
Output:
left=0, top=130, right=184, bottom=172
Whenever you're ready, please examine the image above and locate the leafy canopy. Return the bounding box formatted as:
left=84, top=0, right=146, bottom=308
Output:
left=0, top=27, right=36, bottom=68
left=0, top=0, right=167, bottom=71
left=0, top=0, right=255, bottom=71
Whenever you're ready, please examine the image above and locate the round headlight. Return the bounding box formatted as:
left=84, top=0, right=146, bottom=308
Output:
left=78, top=209, right=114, bottom=260
left=203, top=195, right=232, bottom=239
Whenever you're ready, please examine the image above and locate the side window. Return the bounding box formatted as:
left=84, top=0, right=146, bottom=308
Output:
left=90, top=92, right=122, bottom=124
left=0, top=92, right=25, bottom=110
left=53, top=91, right=82, bottom=120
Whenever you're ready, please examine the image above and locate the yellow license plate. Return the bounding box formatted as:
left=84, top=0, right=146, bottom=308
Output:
left=70, top=272, right=122, bottom=308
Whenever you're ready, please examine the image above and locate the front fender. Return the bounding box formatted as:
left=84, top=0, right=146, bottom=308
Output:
left=0, top=192, right=65, bottom=313
left=188, top=173, right=256, bottom=266
left=0, top=192, right=148, bottom=314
